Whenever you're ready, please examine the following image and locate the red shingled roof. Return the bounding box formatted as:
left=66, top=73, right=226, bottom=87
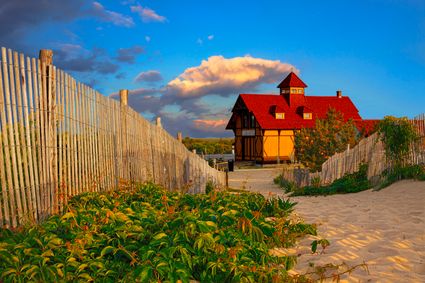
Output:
left=277, top=72, right=308, bottom=88
left=354, top=120, right=379, bottom=136
left=226, top=93, right=363, bottom=130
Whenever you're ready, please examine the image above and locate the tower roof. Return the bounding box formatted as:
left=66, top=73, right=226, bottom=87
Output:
left=277, top=72, right=308, bottom=88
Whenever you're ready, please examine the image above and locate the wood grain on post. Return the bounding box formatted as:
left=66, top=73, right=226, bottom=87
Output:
left=119, top=90, right=129, bottom=180
left=0, top=49, right=11, bottom=227
left=2, top=48, right=20, bottom=227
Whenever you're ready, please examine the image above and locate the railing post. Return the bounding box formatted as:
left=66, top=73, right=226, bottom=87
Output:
left=39, top=49, right=58, bottom=217
left=177, top=131, right=182, bottom=142
left=119, top=89, right=129, bottom=181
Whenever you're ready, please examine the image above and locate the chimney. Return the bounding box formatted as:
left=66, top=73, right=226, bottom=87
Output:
left=336, top=90, right=342, bottom=98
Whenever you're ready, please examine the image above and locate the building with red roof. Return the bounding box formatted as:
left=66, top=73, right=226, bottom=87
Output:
left=226, top=72, right=378, bottom=163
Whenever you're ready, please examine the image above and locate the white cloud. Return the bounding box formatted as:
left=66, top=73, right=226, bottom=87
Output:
left=130, top=4, right=166, bottom=23
left=207, top=35, right=214, bottom=40
left=164, top=55, right=298, bottom=99
left=145, top=35, right=151, bottom=42
left=92, top=2, right=134, bottom=27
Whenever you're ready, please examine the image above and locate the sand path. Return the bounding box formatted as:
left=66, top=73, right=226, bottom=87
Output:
left=228, top=168, right=425, bottom=282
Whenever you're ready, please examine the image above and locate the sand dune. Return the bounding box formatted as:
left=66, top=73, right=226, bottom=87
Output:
left=229, top=169, right=425, bottom=282
left=291, top=180, right=425, bottom=282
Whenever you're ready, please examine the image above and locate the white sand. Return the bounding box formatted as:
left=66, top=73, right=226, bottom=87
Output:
left=229, top=169, right=425, bottom=282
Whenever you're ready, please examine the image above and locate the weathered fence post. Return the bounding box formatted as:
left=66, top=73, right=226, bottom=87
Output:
left=119, top=89, right=129, bottom=181
left=39, top=49, right=58, bottom=217
left=177, top=131, right=182, bottom=142
left=156, top=116, right=162, bottom=128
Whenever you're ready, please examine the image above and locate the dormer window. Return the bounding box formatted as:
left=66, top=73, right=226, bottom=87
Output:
left=303, top=113, right=312, bottom=120
left=275, top=113, right=285, bottom=119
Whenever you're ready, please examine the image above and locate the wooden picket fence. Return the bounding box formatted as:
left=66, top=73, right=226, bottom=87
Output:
left=0, top=47, right=225, bottom=228
left=282, top=115, right=425, bottom=187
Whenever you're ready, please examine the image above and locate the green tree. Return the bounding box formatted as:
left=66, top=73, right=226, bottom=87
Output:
left=295, top=108, right=358, bottom=171
left=377, top=116, right=418, bottom=171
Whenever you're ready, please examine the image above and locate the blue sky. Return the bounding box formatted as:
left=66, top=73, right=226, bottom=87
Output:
left=1, top=0, right=424, bottom=137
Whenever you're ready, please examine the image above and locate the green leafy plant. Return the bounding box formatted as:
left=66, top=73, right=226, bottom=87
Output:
left=377, top=116, right=418, bottom=169
left=274, top=175, right=298, bottom=193
left=205, top=180, right=215, bottom=194
left=289, top=164, right=370, bottom=196
left=311, top=239, right=330, bottom=254
left=310, top=177, right=321, bottom=189
left=377, top=116, right=420, bottom=186
left=0, top=183, right=318, bottom=282
left=379, top=164, right=425, bottom=189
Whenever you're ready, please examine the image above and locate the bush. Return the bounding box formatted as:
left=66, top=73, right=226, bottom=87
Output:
left=205, top=180, right=215, bottom=194
left=295, top=108, right=360, bottom=172
left=274, top=175, right=298, bottom=193
left=377, top=116, right=418, bottom=169
left=379, top=164, right=425, bottom=189
left=291, top=164, right=370, bottom=196
left=0, top=183, right=317, bottom=282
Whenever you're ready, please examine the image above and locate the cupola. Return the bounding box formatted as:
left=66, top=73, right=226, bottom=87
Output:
left=277, top=72, right=307, bottom=106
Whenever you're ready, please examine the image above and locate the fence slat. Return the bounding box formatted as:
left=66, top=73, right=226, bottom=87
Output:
left=2, top=48, right=20, bottom=227
left=0, top=49, right=10, bottom=227
left=19, top=54, right=37, bottom=221
left=0, top=47, right=226, bottom=227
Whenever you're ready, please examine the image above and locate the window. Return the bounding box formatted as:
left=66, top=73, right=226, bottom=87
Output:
left=291, top=88, right=297, bottom=94
left=243, top=114, right=249, bottom=128
left=275, top=113, right=285, bottom=119
left=303, top=113, right=312, bottom=120
left=250, top=115, right=255, bottom=128
left=298, top=89, right=303, bottom=94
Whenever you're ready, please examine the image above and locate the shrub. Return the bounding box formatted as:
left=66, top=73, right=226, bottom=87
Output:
left=205, top=180, right=215, bottom=194
left=274, top=175, right=298, bottom=193
left=379, top=164, right=425, bottom=189
left=291, top=164, right=370, bottom=196
left=377, top=116, right=418, bottom=170
left=0, top=183, right=317, bottom=282
left=311, top=177, right=321, bottom=188
left=295, top=108, right=360, bottom=172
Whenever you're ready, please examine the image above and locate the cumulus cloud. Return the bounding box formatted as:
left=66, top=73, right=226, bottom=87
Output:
left=120, top=55, right=297, bottom=137
left=54, top=44, right=119, bottom=74
left=130, top=4, right=166, bottom=23
left=163, top=55, right=297, bottom=99
left=207, top=35, right=214, bottom=40
left=134, top=70, right=163, bottom=83
left=115, top=46, right=145, bottom=63
left=91, top=1, right=134, bottom=27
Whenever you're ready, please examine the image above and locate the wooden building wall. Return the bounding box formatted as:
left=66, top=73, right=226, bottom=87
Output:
left=262, top=130, right=295, bottom=162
